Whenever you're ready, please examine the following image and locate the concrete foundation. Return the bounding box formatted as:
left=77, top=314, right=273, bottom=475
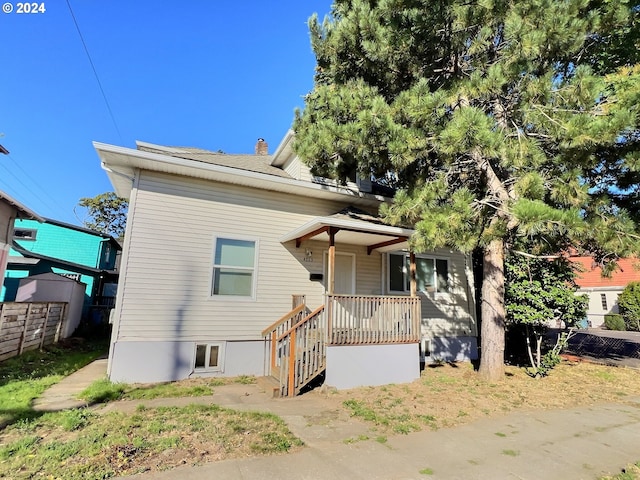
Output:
left=109, top=339, right=265, bottom=383
left=325, top=343, right=420, bottom=390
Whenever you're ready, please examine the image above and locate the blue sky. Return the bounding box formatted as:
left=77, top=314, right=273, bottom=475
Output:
left=1, top=0, right=331, bottom=224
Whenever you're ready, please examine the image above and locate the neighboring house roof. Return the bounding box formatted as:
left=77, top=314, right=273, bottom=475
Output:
left=38, top=217, right=121, bottom=249
left=0, top=191, right=43, bottom=221
left=10, top=240, right=117, bottom=276
left=94, top=138, right=391, bottom=209
left=571, top=257, right=640, bottom=288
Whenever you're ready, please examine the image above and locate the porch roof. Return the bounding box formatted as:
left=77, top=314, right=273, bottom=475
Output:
left=280, top=208, right=414, bottom=254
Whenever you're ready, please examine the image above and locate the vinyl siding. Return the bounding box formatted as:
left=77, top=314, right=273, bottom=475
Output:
left=117, top=171, right=349, bottom=341
left=383, top=249, right=476, bottom=338
left=282, top=155, right=314, bottom=182
left=114, top=170, right=475, bottom=343
left=421, top=249, right=477, bottom=337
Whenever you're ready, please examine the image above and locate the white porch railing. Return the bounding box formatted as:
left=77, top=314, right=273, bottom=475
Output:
left=263, top=294, right=421, bottom=396
left=326, top=294, right=421, bottom=345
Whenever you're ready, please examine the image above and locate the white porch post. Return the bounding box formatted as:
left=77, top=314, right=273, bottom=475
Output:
left=328, top=227, right=337, bottom=294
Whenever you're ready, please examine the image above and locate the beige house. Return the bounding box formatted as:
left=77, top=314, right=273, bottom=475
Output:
left=94, top=131, right=478, bottom=394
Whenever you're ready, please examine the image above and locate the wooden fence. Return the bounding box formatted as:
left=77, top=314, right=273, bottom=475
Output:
left=0, top=302, right=67, bottom=361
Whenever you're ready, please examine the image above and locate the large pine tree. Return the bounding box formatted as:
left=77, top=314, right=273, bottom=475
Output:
left=293, top=0, right=640, bottom=380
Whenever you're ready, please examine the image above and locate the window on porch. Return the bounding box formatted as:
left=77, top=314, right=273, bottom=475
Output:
left=389, top=253, right=449, bottom=294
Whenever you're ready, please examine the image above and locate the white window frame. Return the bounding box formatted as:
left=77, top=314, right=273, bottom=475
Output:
left=209, top=235, right=258, bottom=301
left=387, top=252, right=450, bottom=295
left=193, top=342, right=225, bottom=373
left=600, top=293, right=608, bottom=311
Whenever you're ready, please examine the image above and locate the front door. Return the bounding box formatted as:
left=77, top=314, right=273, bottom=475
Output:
left=324, top=252, right=355, bottom=294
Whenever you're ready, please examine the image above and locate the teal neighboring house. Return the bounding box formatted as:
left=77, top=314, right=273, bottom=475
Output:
left=1, top=218, right=121, bottom=318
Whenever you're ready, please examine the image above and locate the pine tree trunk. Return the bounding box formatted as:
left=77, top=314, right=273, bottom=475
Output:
left=478, top=238, right=506, bottom=382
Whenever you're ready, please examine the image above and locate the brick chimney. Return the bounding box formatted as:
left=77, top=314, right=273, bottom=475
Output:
left=255, top=138, right=268, bottom=155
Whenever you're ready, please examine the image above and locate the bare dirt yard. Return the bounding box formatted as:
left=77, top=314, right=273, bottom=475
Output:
left=325, top=358, right=640, bottom=436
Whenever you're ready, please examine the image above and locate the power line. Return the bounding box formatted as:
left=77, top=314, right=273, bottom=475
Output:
left=5, top=153, right=62, bottom=207
left=0, top=160, right=54, bottom=214
left=65, top=0, right=123, bottom=143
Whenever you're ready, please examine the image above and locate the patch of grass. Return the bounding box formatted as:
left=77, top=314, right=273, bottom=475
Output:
left=343, top=434, right=370, bottom=444
left=343, top=399, right=380, bottom=423
left=56, top=409, right=93, bottom=431
left=235, top=375, right=256, bottom=385
left=495, top=432, right=507, bottom=437
left=123, top=382, right=213, bottom=400
left=393, top=421, right=421, bottom=434
left=76, top=375, right=259, bottom=406
left=344, top=398, right=432, bottom=433
left=417, top=414, right=438, bottom=429
left=502, top=449, right=520, bottom=457
left=0, top=403, right=302, bottom=479
left=79, top=378, right=126, bottom=403
left=601, top=462, right=640, bottom=480
left=419, top=467, right=434, bottom=475
left=0, top=435, right=39, bottom=459
left=375, top=435, right=387, bottom=444
left=0, top=341, right=106, bottom=426
left=594, top=370, right=617, bottom=382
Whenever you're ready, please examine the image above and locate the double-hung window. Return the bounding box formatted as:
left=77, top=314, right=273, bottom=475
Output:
left=211, top=237, right=257, bottom=298
left=388, top=253, right=449, bottom=294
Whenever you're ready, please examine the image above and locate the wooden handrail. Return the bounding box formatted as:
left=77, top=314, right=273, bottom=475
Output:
left=265, top=293, right=422, bottom=397
left=265, top=303, right=327, bottom=397
left=261, top=303, right=305, bottom=337
left=277, top=305, right=325, bottom=342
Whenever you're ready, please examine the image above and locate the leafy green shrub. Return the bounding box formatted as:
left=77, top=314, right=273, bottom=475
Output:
left=505, top=254, right=587, bottom=377
left=619, top=282, right=640, bottom=332
left=604, top=314, right=626, bottom=331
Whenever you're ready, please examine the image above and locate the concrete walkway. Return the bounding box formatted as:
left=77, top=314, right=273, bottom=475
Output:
left=31, top=358, right=108, bottom=411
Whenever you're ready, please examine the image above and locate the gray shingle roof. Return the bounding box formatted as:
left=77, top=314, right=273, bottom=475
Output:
left=329, top=206, right=411, bottom=229
left=137, top=144, right=292, bottom=179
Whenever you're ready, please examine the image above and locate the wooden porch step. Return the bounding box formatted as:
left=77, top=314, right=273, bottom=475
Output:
left=256, top=375, right=281, bottom=398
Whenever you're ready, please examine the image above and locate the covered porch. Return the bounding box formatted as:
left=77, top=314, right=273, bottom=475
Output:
left=262, top=208, right=423, bottom=396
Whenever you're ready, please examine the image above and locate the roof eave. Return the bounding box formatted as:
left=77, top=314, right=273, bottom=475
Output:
left=270, top=129, right=295, bottom=167
left=94, top=142, right=391, bottom=208
left=0, top=191, right=43, bottom=222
